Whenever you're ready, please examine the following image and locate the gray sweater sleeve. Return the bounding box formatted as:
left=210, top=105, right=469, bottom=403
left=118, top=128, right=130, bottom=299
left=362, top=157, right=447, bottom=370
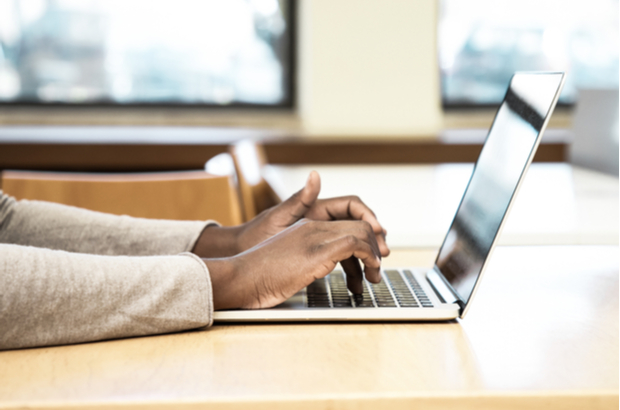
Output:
left=0, top=192, right=212, bottom=256
left=0, top=192, right=216, bottom=350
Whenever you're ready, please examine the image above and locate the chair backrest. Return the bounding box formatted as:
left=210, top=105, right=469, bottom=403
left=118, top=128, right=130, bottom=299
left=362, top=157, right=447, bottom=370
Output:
left=1, top=170, right=243, bottom=226
left=229, top=140, right=281, bottom=221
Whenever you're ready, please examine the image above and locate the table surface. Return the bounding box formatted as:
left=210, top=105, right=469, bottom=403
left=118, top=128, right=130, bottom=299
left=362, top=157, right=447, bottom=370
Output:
left=265, top=163, right=619, bottom=247
left=1, top=246, right=617, bottom=410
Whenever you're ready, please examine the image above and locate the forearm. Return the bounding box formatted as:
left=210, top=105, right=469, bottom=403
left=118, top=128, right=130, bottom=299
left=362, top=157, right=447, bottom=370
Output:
left=0, top=192, right=211, bottom=256
left=0, top=244, right=213, bottom=350
left=191, top=224, right=242, bottom=258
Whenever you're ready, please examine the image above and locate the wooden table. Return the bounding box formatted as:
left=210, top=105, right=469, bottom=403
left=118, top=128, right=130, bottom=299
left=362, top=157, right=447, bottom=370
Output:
left=0, top=246, right=617, bottom=410
left=265, top=163, right=619, bottom=247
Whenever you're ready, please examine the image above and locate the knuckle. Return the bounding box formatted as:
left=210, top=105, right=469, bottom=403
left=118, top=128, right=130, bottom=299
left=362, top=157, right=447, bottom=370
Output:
left=344, top=234, right=358, bottom=247
left=359, top=220, right=373, bottom=232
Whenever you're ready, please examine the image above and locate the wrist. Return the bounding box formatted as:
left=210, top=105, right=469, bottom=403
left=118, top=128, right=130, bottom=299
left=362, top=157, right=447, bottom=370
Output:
left=192, top=224, right=242, bottom=258
left=203, top=257, right=244, bottom=310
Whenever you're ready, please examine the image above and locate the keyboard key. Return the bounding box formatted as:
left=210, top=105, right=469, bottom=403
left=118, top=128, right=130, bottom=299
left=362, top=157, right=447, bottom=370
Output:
left=402, top=270, right=435, bottom=307
left=308, top=303, right=330, bottom=308
left=384, top=269, right=424, bottom=308
left=354, top=284, right=376, bottom=308
left=306, top=269, right=435, bottom=310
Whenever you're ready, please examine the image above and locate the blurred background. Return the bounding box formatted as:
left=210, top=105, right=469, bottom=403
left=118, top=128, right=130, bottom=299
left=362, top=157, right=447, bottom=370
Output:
left=0, top=0, right=292, bottom=106
left=0, top=0, right=617, bottom=173
left=0, top=0, right=617, bottom=248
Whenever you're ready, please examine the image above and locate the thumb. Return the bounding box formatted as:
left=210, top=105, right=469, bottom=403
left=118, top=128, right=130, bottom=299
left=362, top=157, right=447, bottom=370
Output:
left=281, top=171, right=321, bottom=220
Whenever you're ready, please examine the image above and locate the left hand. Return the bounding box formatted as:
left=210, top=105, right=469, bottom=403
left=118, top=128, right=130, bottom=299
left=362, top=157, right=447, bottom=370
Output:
left=193, top=171, right=389, bottom=259
left=239, top=171, right=389, bottom=257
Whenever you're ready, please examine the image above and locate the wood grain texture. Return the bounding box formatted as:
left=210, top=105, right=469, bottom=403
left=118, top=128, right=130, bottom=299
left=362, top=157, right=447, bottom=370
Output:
left=0, top=246, right=616, bottom=410
left=264, top=140, right=566, bottom=164
left=1, top=170, right=243, bottom=226
left=0, top=140, right=566, bottom=172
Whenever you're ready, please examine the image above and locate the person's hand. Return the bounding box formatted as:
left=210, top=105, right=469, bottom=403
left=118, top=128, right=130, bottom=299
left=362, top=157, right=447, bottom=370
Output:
left=236, top=171, right=389, bottom=257
left=204, top=218, right=382, bottom=310
left=192, top=171, right=389, bottom=294
left=193, top=171, right=389, bottom=258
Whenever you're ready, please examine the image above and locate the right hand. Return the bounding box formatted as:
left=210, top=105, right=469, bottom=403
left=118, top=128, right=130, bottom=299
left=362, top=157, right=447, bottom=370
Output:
left=204, top=218, right=383, bottom=310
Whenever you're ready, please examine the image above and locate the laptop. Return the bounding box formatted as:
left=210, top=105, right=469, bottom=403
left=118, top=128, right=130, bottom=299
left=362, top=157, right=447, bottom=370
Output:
left=214, top=71, right=566, bottom=322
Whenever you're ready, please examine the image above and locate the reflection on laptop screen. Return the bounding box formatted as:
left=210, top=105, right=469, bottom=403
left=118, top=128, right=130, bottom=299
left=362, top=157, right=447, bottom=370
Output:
left=436, top=72, right=564, bottom=303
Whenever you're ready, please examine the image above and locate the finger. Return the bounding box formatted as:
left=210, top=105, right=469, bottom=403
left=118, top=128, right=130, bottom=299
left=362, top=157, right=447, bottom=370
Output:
left=307, top=196, right=390, bottom=256
left=300, top=171, right=321, bottom=208
left=277, top=171, right=321, bottom=222
left=375, top=232, right=390, bottom=257
left=322, top=234, right=382, bottom=284
left=360, top=220, right=384, bottom=262
left=381, top=228, right=389, bottom=254
left=340, top=256, right=364, bottom=294
left=323, top=220, right=383, bottom=262
left=310, top=195, right=381, bottom=230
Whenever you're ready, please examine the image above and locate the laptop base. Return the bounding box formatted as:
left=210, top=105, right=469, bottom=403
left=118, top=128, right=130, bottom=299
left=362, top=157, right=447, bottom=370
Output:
left=213, top=268, right=460, bottom=322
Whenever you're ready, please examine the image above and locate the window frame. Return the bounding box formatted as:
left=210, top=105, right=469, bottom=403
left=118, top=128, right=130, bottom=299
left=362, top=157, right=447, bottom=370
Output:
left=0, top=0, right=297, bottom=110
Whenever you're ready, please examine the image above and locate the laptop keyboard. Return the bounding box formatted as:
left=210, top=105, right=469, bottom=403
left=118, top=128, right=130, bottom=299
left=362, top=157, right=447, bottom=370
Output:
left=306, top=269, right=434, bottom=308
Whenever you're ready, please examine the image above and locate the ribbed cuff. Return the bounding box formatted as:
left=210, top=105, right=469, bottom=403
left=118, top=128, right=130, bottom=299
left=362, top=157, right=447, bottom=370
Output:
left=179, top=252, right=214, bottom=328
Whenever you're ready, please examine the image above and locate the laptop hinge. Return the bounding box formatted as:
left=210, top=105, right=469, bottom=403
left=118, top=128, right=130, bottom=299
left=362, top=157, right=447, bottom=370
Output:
left=426, top=267, right=465, bottom=312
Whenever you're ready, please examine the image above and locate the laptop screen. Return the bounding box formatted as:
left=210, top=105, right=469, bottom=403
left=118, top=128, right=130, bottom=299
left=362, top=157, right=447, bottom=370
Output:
left=435, top=72, right=564, bottom=304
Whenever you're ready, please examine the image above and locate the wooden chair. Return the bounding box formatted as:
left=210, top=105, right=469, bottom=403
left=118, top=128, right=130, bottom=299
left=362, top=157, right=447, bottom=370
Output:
left=1, top=170, right=243, bottom=226
left=228, top=140, right=282, bottom=221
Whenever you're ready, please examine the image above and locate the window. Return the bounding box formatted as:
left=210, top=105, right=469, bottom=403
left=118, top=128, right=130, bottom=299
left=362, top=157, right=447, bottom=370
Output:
left=0, top=0, right=294, bottom=107
left=439, top=0, right=619, bottom=106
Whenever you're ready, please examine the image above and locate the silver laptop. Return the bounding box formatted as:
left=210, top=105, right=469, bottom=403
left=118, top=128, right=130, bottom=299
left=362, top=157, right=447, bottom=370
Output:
left=214, top=72, right=566, bottom=322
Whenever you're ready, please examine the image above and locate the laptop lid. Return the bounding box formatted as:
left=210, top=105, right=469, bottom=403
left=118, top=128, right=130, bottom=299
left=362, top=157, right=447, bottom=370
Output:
left=427, top=72, right=566, bottom=318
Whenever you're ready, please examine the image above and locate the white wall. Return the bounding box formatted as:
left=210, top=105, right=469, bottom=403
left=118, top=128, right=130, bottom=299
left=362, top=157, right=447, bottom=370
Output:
left=298, top=0, right=443, bottom=137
